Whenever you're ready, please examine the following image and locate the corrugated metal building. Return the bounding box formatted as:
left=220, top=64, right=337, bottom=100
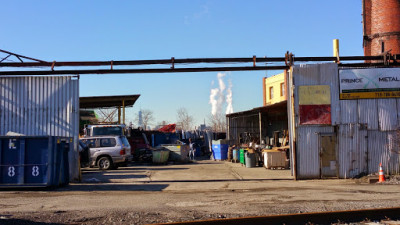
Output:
left=0, top=76, right=80, bottom=181
left=227, top=102, right=287, bottom=146
left=288, top=63, right=400, bottom=179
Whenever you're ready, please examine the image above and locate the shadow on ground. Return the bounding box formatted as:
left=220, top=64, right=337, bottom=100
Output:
left=61, top=183, right=169, bottom=192
left=0, top=217, right=63, bottom=225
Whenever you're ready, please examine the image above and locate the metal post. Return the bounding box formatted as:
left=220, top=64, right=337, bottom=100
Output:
left=259, top=111, right=262, bottom=145
left=118, top=107, right=121, bottom=124
left=122, top=100, right=125, bottom=125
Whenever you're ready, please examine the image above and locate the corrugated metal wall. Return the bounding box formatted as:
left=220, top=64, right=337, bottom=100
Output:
left=0, top=76, right=80, bottom=181
left=338, top=124, right=368, bottom=178
left=296, top=126, right=334, bottom=179
left=358, top=99, right=378, bottom=130
left=290, top=64, right=400, bottom=179
left=378, top=99, right=398, bottom=131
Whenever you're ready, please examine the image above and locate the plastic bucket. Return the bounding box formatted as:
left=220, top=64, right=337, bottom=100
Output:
left=239, top=149, right=246, bottom=165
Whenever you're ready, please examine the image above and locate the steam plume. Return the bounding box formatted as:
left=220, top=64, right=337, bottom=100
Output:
left=225, top=79, right=233, bottom=114
left=209, top=72, right=233, bottom=116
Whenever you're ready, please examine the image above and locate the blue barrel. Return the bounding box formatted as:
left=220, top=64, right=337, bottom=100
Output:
left=232, top=149, right=239, bottom=162
left=0, top=136, right=70, bottom=188
left=212, top=144, right=228, bottom=160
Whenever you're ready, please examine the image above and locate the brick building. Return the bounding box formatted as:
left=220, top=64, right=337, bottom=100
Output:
left=363, top=0, right=400, bottom=56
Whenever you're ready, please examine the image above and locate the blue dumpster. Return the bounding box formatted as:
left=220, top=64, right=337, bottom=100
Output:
left=212, top=144, right=228, bottom=160
left=0, top=136, right=70, bottom=188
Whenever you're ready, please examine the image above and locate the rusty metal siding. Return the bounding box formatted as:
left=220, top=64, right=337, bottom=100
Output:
left=0, top=76, right=79, bottom=181
left=293, top=63, right=340, bottom=126
left=290, top=64, right=400, bottom=179
left=378, top=99, right=398, bottom=131
left=398, top=99, right=400, bottom=126
left=358, top=99, right=379, bottom=130
left=296, top=126, right=334, bottom=179
left=340, top=100, right=358, bottom=124
left=319, top=63, right=340, bottom=125
left=291, top=64, right=339, bottom=179
left=368, top=131, right=388, bottom=174
left=367, top=131, right=400, bottom=175
left=338, top=124, right=368, bottom=178
left=387, top=132, right=400, bottom=174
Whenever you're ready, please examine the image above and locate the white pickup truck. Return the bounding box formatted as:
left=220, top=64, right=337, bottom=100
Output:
left=84, top=124, right=125, bottom=137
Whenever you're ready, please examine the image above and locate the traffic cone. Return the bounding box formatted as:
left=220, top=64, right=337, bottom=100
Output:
left=378, top=163, right=386, bottom=183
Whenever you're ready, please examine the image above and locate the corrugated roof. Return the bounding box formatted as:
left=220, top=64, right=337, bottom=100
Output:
left=226, top=101, right=287, bottom=117
left=80, top=94, right=140, bottom=108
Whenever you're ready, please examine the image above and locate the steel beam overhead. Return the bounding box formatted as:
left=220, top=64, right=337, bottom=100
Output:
left=1, top=48, right=399, bottom=75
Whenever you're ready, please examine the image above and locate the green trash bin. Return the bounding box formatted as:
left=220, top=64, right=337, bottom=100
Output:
left=239, top=149, right=246, bottom=165
left=152, top=149, right=170, bottom=164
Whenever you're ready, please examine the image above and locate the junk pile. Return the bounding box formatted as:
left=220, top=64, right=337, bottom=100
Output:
left=127, top=128, right=213, bottom=164
left=215, top=130, right=290, bottom=169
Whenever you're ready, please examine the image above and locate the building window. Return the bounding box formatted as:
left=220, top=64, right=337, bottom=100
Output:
left=269, top=86, right=274, bottom=99
left=381, top=41, right=385, bottom=53
left=280, top=82, right=285, bottom=96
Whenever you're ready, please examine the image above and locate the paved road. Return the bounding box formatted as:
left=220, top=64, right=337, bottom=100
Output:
left=1, top=160, right=399, bottom=224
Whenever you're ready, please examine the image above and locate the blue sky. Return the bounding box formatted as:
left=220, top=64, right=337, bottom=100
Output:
left=0, top=1, right=363, bottom=127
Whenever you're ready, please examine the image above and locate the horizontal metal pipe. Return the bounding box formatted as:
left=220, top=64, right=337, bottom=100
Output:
left=0, top=66, right=290, bottom=76
left=0, top=55, right=396, bottom=68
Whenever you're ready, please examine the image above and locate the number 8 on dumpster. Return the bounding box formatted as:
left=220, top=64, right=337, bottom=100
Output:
left=32, top=166, right=39, bottom=176
left=8, top=166, right=15, bottom=177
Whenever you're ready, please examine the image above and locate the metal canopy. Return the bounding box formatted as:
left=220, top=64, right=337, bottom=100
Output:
left=226, top=101, right=287, bottom=118
left=80, top=95, right=140, bottom=109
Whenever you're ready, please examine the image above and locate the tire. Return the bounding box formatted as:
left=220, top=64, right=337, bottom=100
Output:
left=98, top=156, right=113, bottom=170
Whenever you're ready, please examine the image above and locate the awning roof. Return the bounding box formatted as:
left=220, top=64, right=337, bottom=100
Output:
left=226, top=101, right=287, bottom=118
left=80, top=95, right=140, bottom=109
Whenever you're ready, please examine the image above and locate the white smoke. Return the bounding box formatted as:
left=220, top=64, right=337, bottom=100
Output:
left=209, top=72, right=233, bottom=116
left=225, top=79, right=233, bottom=114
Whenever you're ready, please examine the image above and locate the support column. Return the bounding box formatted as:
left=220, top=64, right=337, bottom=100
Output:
left=122, top=100, right=125, bottom=125
left=118, top=107, right=121, bottom=124
left=259, top=111, right=262, bottom=144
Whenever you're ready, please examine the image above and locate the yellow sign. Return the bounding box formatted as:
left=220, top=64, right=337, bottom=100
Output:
left=340, top=91, right=400, bottom=100
left=299, top=85, right=331, bottom=105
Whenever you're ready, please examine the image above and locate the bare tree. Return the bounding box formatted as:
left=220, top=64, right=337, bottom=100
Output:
left=176, top=108, right=194, bottom=130
left=137, top=109, right=154, bottom=130
left=208, top=113, right=226, bottom=132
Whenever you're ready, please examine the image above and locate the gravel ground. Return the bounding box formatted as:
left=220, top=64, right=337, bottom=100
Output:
left=1, top=161, right=399, bottom=225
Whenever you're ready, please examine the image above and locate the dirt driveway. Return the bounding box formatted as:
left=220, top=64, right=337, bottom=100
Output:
left=1, top=160, right=399, bottom=224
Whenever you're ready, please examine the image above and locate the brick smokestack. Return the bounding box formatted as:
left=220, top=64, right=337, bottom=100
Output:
left=363, top=0, right=400, bottom=56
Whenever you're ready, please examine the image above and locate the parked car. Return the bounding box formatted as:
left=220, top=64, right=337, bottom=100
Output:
left=80, top=136, right=132, bottom=170
left=78, top=140, right=90, bottom=167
